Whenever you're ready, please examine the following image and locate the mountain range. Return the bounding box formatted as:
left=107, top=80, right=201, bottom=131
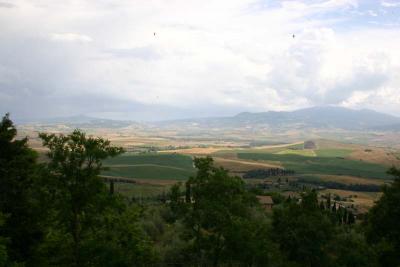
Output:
left=155, top=106, right=400, bottom=131
left=20, top=107, right=400, bottom=132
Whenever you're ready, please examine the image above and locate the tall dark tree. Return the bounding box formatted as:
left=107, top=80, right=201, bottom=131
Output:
left=365, top=167, right=400, bottom=267
left=0, top=212, right=9, bottom=266
left=177, top=157, right=274, bottom=266
left=0, top=113, right=42, bottom=263
left=272, top=190, right=334, bottom=267
left=331, top=229, right=377, bottom=267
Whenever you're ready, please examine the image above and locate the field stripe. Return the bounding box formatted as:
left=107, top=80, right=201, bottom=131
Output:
left=213, top=157, right=282, bottom=168
left=105, top=164, right=194, bottom=172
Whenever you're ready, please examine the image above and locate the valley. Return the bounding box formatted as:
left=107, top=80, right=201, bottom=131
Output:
left=18, top=107, right=400, bottom=214
left=25, top=130, right=399, bottom=213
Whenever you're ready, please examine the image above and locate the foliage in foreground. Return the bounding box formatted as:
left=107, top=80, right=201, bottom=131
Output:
left=365, top=167, right=400, bottom=267
left=0, top=113, right=42, bottom=265
left=0, top=113, right=399, bottom=267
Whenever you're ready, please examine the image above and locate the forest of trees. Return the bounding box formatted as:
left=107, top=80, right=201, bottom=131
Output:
left=1, top=113, right=400, bottom=267
left=243, top=168, right=295, bottom=179
left=296, top=178, right=382, bottom=192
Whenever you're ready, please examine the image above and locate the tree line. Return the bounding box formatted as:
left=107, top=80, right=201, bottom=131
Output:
left=243, top=168, right=295, bottom=179
left=1, top=113, right=400, bottom=266
left=297, top=178, right=382, bottom=192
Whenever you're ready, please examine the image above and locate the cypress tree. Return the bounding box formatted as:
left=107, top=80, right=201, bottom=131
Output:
left=327, top=193, right=331, bottom=210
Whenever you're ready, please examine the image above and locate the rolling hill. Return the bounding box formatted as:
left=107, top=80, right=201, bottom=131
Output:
left=156, top=106, right=400, bottom=131
left=19, top=106, right=400, bottom=132
left=19, top=115, right=139, bottom=129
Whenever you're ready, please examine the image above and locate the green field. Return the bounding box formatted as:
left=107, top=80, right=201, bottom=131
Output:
left=113, top=183, right=167, bottom=197
left=276, top=149, right=316, bottom=157
left=103, top=153, right=195, bottom=180
left=237, top=151, right=389, bottom=179
left=315, top=149, right=352, bottom=157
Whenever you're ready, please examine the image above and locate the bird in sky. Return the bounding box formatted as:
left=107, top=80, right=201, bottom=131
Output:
left=292, top=34, right=295, bottom=38
left=154, top=32, right=156, bottom=36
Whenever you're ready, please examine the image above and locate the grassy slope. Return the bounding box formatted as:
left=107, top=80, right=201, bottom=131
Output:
left=315, top=149, right=352, bottom=157
left=299, top=174, right=386, bottom=185
left=104, top=153, right=193, bottom=168
left=103, top=153, right=195, bottom=180
left=237, top=152, right=389, bottom=179
left=276, top=149, right=316, bottom=157
left=113, top=183, right=167, bottom=197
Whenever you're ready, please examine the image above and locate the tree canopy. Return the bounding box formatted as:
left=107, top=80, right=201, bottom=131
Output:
left=365, top=167, right=400, bottom=267
left=0, top=113, right=42, bottom=264
left=0, top=113, right=399, bottom=267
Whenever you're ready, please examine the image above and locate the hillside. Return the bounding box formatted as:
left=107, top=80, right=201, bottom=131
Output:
left=19, top=115, right=139, bottom=129
left=19, top=107, right=400, bottom=132
left=156, top=106, right=400, bottom=131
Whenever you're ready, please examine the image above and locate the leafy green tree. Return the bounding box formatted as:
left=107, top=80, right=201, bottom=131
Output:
left=272, top=190, right=334, bottom=267
left=176, top=157, right=275, bottom=266
left=37, top=130, right=155, bottom=266
left=81, top=205, right=157, bottom=267
left=139, top=204, right=195, bottom=266
left=330, top=229, right=377, bottom=267
left=269, top=192, right=285, bottom=204
left=0, top=212, right=9, bottom=266
left=0, top=113, right=42, bottom=264
left=365, top=167, right=400, bottom=267
left=167, top=182, right=185, bottom=222
left=347, top=210, right=355, bottom=225
left=222, top=209, right=281, bottom=267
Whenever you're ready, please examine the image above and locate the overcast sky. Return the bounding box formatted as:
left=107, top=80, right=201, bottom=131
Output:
left=1, top=0, right=400, bottom=121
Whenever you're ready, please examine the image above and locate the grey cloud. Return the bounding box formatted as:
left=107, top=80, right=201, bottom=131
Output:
left=323, top=68, right=388, bottom=104
left=2, top=91, right=244, bottom=122
left=0, top=33, right=96, bottom=95
left=262, top=29, right=392, bottom=107
left=104, top=46, right=161, bottom=61
left=0, top=2, right=15, bottom=8
left=1, top=0, right=399, bottom=120
left=163, top=23, right=204, bottom=32
left=0, top=34, right=101, bottom=120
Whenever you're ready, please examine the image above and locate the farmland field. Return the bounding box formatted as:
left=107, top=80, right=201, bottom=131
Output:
left=24, top=124, right=399, bottom=211
left=103, top=153, right=195, bottom=180
left=301, top=174, right=386, bottom=185
left=237, top=151, right=389, bottom=179
left=276, top=149, right=316, bottom=157
left=320, top=189, right=382, bottom=211
left=112, top=183, right=167, bottom=198
left=315, top=149, right=352, bottom=157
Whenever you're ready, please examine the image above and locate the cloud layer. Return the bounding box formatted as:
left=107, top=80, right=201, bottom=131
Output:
left=0, top=0, right=399, bottom=120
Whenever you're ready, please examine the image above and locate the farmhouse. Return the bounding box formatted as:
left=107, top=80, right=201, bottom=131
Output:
left=257, top=195, right=274, bottom=211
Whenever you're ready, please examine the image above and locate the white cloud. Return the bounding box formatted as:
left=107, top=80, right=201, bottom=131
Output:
left=381, top=1, right=400, bottom=7
left=50, top=33, right=92, bottom=43
left=0, top=2, right=15, bottom=8
left=0, top=0, right=400, bottom=119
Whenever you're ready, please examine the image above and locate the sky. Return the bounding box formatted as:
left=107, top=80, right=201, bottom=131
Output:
left=0, top=0, right=400, bottom=121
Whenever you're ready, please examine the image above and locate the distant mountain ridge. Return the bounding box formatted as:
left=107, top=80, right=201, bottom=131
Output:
left=20, top=107, right=400, bottom=131
left=231, top=107, right=400, bottom=130
left=155, top=106, right=400, bottom=131
left=21, top=115, right=137, bottom=129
